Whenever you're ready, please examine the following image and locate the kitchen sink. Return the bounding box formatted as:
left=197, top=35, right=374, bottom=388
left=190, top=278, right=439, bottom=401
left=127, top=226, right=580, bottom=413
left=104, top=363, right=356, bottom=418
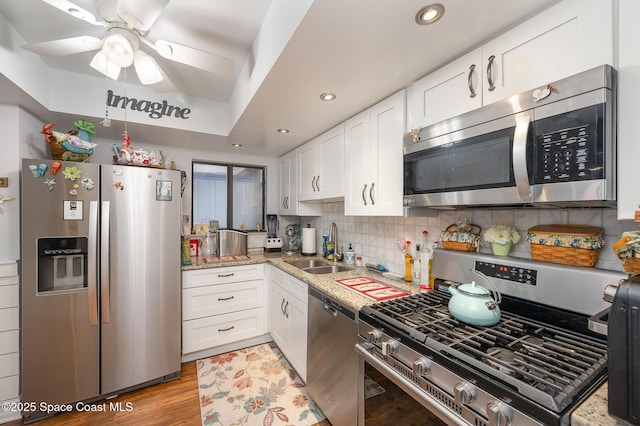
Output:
left=303, top=265, right=352, bottom=274
left=285, top=259, right=329, bottom=269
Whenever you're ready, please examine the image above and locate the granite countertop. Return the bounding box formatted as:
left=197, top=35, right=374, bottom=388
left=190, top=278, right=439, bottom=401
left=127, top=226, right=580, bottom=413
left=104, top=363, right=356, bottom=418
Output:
left=182, top=252, right=420, bottom=311
left=572, top=382, right=630, bottom=426
left=182, top=252, right=623, bottom=425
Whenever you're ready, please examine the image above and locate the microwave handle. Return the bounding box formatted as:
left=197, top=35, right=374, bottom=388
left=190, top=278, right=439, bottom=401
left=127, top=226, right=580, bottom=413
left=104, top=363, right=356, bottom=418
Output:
left=513, top=114, right=532, bottom=200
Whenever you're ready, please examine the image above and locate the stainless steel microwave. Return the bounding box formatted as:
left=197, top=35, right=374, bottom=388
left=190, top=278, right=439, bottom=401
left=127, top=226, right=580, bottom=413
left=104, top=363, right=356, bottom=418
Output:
left=403, top=65, right=616, bottom=209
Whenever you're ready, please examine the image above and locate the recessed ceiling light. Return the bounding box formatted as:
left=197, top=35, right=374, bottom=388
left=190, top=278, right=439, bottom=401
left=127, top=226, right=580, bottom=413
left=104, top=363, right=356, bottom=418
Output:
left=415, top=3, right=445, bottom=25
left=277, top=128, right=290, bottom=134
left=232, top=143, right=242, bottom=148
left=320, top=92, right=336, bottom=101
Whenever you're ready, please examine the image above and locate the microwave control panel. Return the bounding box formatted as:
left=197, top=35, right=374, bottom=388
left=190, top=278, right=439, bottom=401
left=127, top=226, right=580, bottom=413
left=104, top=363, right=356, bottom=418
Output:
left=475, top=261, right=537, bottom=286
left=534, top=104, right=605, bottom=184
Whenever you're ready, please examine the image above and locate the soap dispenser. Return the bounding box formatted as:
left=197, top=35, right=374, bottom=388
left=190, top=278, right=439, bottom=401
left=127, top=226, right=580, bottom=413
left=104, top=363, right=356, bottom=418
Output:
left=345, top=243, right=355, bottom=265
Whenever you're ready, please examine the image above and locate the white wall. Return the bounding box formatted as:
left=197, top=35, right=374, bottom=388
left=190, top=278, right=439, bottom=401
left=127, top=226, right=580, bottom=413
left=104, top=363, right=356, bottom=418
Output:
left=0, top=106, right=20, bottom=261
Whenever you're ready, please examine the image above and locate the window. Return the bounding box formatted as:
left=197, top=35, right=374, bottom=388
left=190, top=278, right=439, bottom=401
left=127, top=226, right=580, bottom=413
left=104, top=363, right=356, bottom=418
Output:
left=192, top=161, right=265, bottom=230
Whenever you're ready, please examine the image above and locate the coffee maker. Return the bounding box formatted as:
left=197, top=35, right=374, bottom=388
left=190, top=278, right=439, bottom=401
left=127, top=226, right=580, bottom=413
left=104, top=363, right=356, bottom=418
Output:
left=263, top=214, right=283, bottom=252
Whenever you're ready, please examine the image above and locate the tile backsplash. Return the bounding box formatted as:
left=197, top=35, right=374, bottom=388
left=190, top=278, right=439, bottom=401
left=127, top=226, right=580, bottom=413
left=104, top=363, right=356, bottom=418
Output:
left=278, top=202, right=638, bottom=276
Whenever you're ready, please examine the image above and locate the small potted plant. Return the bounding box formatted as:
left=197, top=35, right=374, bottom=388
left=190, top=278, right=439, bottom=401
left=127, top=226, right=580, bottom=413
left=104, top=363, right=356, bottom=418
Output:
left=484, top=225, right=521, bottom=256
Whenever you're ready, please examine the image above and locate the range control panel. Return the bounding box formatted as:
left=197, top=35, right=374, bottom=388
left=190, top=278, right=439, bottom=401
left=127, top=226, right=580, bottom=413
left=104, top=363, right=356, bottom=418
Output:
left=475, top=261, right=537, bottom=286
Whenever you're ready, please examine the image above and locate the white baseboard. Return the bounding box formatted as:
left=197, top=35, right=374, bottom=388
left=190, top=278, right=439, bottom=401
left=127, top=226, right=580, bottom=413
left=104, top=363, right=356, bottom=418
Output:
left=181, top=334, right=273, bottom=363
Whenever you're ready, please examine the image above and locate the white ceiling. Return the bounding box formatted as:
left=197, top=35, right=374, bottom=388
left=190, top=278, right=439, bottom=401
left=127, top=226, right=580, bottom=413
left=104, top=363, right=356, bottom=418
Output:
left=0, top=0, right=559, bottom=158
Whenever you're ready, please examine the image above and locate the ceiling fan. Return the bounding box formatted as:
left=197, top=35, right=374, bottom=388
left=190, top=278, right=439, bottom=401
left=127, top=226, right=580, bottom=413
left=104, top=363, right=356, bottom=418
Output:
left=23, top=0, right=235, bottom=87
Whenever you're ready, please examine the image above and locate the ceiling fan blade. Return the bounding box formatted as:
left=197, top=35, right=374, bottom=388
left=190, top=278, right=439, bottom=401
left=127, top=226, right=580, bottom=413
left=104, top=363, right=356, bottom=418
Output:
left=116, top=0, right=170, bottom=32
left=23, top=36, right=104, bottom=56
left=41, top=0, right=107, bottom=26
left=152, top=40, right=235, bottom=78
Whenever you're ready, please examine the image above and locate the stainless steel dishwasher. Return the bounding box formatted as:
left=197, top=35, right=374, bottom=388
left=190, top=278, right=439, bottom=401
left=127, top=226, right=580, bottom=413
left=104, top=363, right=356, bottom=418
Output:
left=307, top=287, right=358, bottom=426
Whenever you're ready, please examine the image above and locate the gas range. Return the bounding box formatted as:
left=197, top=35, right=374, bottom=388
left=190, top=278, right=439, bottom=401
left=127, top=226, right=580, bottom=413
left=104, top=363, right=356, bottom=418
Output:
left=356, top=249, right=626, bottom=426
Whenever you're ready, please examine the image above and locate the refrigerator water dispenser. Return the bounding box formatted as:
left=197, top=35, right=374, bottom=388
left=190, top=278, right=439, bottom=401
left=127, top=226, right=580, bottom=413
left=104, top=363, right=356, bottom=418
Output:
left=37, top=237, right=88, bottom=292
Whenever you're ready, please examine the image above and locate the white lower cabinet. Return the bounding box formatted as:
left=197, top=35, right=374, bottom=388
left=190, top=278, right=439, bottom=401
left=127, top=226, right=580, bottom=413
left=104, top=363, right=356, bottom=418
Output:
left=268, top=266, right=308, bottom=382
left=182, top=264, right=267, bottom=359
left=0, top=261, right=19, bottom=424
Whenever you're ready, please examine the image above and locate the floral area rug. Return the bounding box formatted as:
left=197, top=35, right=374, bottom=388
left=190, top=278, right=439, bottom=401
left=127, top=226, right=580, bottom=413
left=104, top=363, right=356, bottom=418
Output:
left=197, top=342, right=326, bottom=426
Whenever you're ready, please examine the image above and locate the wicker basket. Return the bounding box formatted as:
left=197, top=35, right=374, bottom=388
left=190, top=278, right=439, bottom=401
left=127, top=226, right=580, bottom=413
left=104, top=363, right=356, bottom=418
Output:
left=621, top=256, right=640, bottom=274
left=527, top=224, right=604, bottom=267
left=440, top=223, right=481, bottom=252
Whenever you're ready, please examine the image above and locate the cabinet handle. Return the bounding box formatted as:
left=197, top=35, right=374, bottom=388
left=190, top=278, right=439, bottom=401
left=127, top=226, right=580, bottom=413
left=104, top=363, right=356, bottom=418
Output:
left=362, top=184, right=368, bottom=206
left=468, top=64, right=476, bottom=98
left=281, top=298, right=286, bottom=315
left=218, top=296, right=235, bottom=301
left=311, top=176, right=317, bottom=192
left=218, top=326, right=235, bottom=332
left=315, top=175, right=320, bottom=192
left=487, top=55, right=496, bottom=92
left=285, top=196, right=289, bottom=209
left=284, top=300, right=289, bottom=318
left=369, top=182, right=375, bottom=205
left=218, top=273, right=235, bottom=278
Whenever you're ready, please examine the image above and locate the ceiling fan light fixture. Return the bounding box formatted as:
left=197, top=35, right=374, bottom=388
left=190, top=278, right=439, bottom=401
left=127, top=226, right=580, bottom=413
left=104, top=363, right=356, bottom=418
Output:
left=133, top=50, right=163, bottom=85
left=103, top=33, right=134, bottom=67
left=90, top=50, right=121, bottom=80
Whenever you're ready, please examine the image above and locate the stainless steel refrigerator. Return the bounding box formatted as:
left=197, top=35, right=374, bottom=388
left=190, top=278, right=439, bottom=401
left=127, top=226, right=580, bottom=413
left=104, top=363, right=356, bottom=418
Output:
left=20, top=159, right=181, bottom=421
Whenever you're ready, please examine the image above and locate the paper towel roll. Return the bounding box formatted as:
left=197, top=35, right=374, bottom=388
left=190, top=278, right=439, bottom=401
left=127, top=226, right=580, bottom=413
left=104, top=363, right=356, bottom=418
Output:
left=302, top=227, right=317, bottom=256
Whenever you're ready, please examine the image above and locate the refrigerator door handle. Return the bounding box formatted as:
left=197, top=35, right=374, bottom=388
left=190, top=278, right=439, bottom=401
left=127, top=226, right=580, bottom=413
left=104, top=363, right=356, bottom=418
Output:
left=101, top=201, right=111, bottom=324
left=88, top=201, right=99, bottom=326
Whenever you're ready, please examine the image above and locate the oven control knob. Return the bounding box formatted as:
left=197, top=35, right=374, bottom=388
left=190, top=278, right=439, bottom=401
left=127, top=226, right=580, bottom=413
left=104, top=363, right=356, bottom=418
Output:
left=454, top=382, right=477, bottom=405
left=487, top=400, right=513, bottom=426
left=412, top=357, right=432, bottom=376
left=381, top=339, right=399, bottom=356
left=367, top=330, right=383, bottom=344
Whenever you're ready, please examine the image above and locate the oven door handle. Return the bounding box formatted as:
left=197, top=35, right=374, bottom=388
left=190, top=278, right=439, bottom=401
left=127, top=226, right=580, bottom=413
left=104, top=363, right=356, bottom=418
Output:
left=355, top=343, right=466, bottom=426
left=513, top=113, right=532, bottom=201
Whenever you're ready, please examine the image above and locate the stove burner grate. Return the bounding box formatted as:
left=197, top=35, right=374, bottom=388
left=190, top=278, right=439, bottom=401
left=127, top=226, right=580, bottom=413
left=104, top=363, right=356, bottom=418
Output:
left=361, top=291, right=607, bottom=412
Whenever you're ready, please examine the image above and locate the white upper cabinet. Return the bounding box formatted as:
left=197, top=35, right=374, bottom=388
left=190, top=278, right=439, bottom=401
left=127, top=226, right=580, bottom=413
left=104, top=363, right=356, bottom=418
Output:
left=481, top=0, right=614, bottom=106
left=345, top=90, right=405, bottom=216
left=617, top=0, right=640, bottom=219
left=298, top=123, right=345, bottom=201
left=279, top=150, right=320, bottom=216
left=409, top=0, right=614, bottom=130
left=408, top=49, right=483, bottom=129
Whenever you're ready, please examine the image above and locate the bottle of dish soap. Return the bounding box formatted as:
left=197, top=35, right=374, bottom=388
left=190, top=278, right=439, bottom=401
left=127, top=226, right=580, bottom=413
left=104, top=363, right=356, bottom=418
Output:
left=404, top=253, right=413, bottom=283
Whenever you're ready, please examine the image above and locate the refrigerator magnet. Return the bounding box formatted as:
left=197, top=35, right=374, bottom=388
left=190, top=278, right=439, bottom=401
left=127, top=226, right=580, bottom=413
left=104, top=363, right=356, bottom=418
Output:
left=44, top=178, right=55, bottom=191
left=156, top=180, right=172, bottom=201
left=63, top=200, right=83, bottom=220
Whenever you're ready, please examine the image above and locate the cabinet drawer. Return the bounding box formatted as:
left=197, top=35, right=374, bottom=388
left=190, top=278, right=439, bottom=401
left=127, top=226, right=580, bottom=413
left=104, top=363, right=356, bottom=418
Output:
left=183, top=279, right=265, bottom=320
left=0, top=308, right=18, bottom=333
left=0, top=286, right=18, bottom=309
left=288, top=277, right=308, bottom=304
left=0, top=331, right=18, bottom=356
left=0, top=262, right=17, bottom=278
left=0, top=353, right=19, bottom=379
left=183, top=264, right=264, bottom=289
left=182, top=307, right=265, bottom=354
left=0, top=375, right=18, bottom=401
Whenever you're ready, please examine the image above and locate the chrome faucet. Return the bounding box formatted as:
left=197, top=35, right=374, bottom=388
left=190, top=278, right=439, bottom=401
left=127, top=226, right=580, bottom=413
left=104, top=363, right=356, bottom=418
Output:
left=329, top=222, right=343, bottom=262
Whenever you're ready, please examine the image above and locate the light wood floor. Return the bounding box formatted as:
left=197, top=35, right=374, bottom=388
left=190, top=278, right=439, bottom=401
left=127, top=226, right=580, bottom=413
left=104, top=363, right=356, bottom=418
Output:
left=6, top=362, right=332, bottom=426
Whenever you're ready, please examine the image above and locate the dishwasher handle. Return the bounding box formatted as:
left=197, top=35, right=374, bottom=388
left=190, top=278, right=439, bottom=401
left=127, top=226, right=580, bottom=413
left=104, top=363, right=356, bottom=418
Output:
left=309, top=287, right=356, bottom=321
left=323, top=303, right=338, bottom=317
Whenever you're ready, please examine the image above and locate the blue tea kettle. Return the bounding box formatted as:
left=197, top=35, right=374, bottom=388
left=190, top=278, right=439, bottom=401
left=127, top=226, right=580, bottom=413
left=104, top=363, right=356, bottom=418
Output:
left=448, top=270, right=501, bottom=326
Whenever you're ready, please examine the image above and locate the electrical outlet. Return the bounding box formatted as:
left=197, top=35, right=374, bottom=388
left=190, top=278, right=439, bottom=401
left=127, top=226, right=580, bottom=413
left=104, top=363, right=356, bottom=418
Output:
left=0, top=177, right=7, bottom=188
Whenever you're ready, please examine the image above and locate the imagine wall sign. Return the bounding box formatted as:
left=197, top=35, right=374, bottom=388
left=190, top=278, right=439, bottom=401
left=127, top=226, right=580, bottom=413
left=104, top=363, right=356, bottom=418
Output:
left=106, top=90, right=191, bottom=120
